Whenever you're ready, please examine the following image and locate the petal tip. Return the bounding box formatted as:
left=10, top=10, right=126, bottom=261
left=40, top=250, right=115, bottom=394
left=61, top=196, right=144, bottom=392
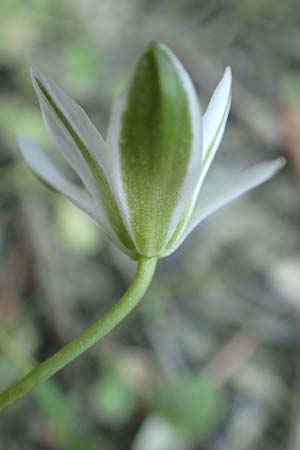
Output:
left=148, top=40, right=162, bottom=51
left=30, top=67, right=48, bottom=92
left=30, top=66, right=40, bottom=82
left=16, top=135, right=39, bottom=161
left=274, top=156, right=286, bottom=171
left=16, top=134, right=25, bottom=147
left=223, top=66, right=232, bottom=89
left=16, top=135, right=30, bottom=152
left=225, top=66, right=232, bottom=78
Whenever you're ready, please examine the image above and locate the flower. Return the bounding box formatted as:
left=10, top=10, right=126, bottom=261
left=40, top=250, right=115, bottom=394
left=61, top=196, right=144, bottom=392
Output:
left=17, top=42, right=284, bottom=260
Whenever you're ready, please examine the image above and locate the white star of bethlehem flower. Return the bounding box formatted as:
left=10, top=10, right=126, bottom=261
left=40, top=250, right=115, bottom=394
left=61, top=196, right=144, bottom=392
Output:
left=0, top=42, right=286, bottom=413
left=17, top=42, right=285, bottom=260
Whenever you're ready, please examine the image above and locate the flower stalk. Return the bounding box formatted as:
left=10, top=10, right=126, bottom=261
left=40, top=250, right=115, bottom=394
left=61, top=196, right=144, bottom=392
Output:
left=0, top=256, right=157, bottom=413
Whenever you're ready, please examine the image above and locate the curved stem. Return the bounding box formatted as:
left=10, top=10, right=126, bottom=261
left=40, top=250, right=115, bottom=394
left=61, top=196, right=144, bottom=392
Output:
left=0, top=256, right=157, bottom=413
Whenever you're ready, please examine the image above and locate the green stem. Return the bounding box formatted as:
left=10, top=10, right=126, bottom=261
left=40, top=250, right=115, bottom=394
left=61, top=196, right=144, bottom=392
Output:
left=0, top=256, right=157, bottom=413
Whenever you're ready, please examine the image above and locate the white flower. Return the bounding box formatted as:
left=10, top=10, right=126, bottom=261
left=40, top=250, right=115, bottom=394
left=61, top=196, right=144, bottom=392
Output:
left=17, top=42, right=284, bottom=259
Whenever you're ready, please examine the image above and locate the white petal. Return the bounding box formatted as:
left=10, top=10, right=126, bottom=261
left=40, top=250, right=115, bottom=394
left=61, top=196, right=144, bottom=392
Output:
left=106, top=89, right=133, bottom=239
left=107, top=44, right=203, bottom=250
left=159, top=44, right=203, bottom=242
left=164, top=67, right=231, bottom=253
left=17, top=136, right=129, bottom=250
left=30, top=70, right=136, bottom=256
left=17, top=136, right=103, bottom=220
left=30, top=68, right=112, bottom=203
left=17, top=136, right=133, bottom=255
left=199, top=67, right=232, bottom=189
left=165, top=158, right=285, bottom=255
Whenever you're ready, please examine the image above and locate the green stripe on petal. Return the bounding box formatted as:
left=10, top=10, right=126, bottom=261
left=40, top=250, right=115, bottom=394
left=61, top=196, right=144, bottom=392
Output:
left=34, top=76, right=136, bottom=255
left=119, top=42, right=196, bottom=257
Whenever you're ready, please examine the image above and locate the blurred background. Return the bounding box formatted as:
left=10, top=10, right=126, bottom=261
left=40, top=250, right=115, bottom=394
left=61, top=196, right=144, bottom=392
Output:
left=0, top=1, right=300, bottom=449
